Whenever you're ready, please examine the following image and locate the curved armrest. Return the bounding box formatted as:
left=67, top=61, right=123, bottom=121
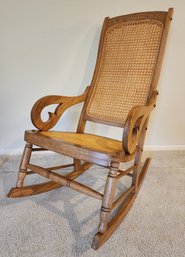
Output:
left=31, top=86, right=89, bottom=131
left=122, top=91, right=158, bottom=155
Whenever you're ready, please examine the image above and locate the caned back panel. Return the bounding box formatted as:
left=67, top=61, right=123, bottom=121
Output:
left=85, top=19, right=164, bottom=126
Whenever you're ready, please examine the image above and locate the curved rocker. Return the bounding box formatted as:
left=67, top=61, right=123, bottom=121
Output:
left=8, top=9, right=173, bottom=250
left=8, top=181, right=62, bottom=198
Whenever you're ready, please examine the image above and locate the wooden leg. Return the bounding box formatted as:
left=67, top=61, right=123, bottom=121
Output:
left=132, top=148, right=142, bottom=193
left=92, top=157, right=151, bottom=250
left=137, top=157, right=151, bottom=191
left=92, top=193, right=135, bottom=250
left=98, top=161, right=119, bottom=234
left=16, top=143, right=32, bottom=187
left=73, top=158, right=81, bottom=171
left=132, top=123, right=148, bottom=192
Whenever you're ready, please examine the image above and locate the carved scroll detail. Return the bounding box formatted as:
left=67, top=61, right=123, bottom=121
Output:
left=123, top=91, right=158, bottom=154
left=31, top=87, right=89, bottom=131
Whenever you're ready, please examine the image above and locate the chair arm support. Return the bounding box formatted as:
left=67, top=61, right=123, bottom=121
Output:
left=31, top=86, right=89, bottom=131
left=122, top=91, right=158, bottom=155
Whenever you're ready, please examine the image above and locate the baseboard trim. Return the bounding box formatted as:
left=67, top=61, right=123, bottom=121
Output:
left=144, top=145, right=185, bottom=151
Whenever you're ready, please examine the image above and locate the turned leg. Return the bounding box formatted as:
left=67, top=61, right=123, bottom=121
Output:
left=73, top=158, right=81, bottom=171
left=16, top=143, right=32, bottom=187
left=132, top=122, right=148, bottom=192
left=98, top=161, right=119, bottom=233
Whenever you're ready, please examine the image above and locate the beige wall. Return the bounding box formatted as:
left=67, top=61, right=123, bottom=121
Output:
left=1, top=0, right=185, bottom=153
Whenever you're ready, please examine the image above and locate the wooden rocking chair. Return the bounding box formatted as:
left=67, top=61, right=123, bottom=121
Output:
left=8, top=9, right=173, bottom=249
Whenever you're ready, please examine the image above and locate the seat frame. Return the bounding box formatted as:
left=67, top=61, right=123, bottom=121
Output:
left=8, top=9, right=173, bottom=250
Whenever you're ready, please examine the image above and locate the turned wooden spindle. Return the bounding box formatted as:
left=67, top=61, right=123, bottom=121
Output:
left=16, top=143, right=32, bottom=187
left=98, top=162, right=119, bottom=233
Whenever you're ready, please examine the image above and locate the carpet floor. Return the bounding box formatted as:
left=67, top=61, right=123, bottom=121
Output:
left=0, top=151, right=185, bottom=257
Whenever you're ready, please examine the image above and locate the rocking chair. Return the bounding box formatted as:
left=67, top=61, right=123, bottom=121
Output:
left=8, top=9, right=173, bottom=249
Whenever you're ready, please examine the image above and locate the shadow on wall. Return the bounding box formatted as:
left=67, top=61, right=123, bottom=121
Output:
left=54, top=25, right=104, bottom=134
left=70, top=25, right=101, bottom=94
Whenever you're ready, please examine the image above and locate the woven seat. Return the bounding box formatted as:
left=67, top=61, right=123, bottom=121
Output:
left=8, top=9, right=173, bottom=250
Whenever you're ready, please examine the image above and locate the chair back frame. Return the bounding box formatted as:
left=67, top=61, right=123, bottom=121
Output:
left=77, top=9, right=173, bottom=132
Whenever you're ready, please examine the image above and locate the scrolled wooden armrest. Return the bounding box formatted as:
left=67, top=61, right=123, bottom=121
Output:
left=122, top=91, right=158, bottom=155
left=31, top=86, right=89, bottom=131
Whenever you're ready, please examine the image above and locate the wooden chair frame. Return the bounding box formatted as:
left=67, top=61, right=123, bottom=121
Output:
left=8, top=9, right=173, bottom=250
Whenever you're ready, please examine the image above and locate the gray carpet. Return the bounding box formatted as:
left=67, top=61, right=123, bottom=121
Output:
left=0, top=151, right=185, bottom=257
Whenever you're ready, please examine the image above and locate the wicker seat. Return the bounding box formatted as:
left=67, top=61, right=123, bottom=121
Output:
left=8, top=9, right=173, bottom=250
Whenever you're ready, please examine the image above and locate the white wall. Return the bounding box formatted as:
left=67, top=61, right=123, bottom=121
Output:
left=0, top=0, right=185, bottom=153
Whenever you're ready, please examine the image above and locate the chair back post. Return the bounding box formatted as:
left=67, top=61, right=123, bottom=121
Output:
left=147, top=8, right=174, bottom=101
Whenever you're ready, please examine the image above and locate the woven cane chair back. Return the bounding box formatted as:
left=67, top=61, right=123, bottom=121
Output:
left=85, top=16, right=164, bottom=127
